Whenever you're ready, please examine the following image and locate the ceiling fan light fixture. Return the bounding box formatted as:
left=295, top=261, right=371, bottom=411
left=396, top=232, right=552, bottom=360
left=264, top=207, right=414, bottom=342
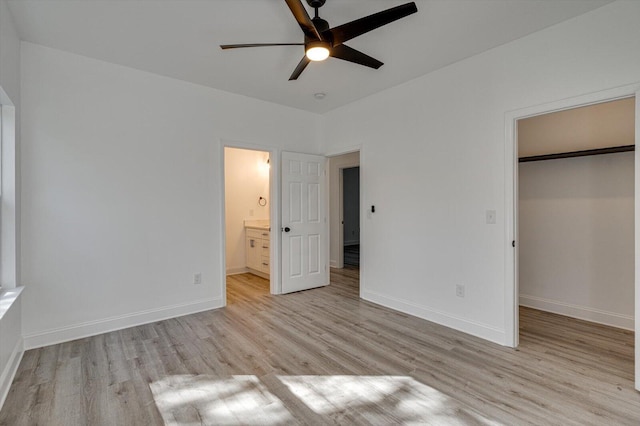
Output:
left=305, top=41, right=330, bottom=61
left=221, top=0, right=418, bottom=80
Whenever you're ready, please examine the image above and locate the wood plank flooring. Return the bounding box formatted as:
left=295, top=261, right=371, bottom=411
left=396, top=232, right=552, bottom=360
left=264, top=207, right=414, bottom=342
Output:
left=0, top=267, right=638, bottom=425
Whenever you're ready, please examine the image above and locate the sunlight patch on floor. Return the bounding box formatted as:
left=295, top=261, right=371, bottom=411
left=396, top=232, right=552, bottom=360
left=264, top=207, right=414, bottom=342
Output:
left=151, top=374, right=501, bottom=425
left=278, top=375, right=500, bottom=424
left=150, top=375, right=294, bottom=425
left=278, top=375, right=441, bottom=414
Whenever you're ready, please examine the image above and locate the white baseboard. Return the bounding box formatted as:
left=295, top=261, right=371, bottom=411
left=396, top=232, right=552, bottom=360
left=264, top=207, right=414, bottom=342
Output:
left=0, top=336, right=23, bottom=410
left=362, top=290, right=505, bottom=345
left=246, top=268, right=269, bottom=280
left=226, top=267, right=249, bottom=276
left=519, top=294, right=634, bottom=330
left=329, top=259, right=340, bottom=268
left=23, top=297, right=224, bottom=350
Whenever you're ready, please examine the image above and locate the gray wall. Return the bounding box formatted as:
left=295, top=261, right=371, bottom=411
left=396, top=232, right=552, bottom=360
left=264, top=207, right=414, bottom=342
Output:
left=343, top=167, right=360, bottom=245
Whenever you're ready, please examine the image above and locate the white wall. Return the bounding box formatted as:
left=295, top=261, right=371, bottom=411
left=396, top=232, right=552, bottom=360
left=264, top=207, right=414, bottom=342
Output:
left=0, top=0, right=22, bottom=408
left=224, top=147, right=270, bottom=274
left=323, top=1, right=640, bottom=344
left=0, top=0, right=20, bottom=289
left=0, top=0, right=19, bottom=103
left=328, top=152, right=359, bottom=268
left=20, top=42, right=321, bottom=348
left=519, top=152, right=634, bottom=329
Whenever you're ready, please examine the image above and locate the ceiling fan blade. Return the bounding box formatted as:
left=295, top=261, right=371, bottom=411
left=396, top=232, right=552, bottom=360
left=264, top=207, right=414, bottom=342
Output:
left=329, top=2, right=418, bottom=46
left=330, top=44, right=383, bottom=69
left=284, top=0, right=322, bottom=40
left=289, top=56, right=311, bottom=81
left=220, top=43, right=304, bottom=49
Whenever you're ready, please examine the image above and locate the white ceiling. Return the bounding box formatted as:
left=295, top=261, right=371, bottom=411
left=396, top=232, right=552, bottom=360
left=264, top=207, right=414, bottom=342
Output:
left=7, top=0, right=613, bottom=113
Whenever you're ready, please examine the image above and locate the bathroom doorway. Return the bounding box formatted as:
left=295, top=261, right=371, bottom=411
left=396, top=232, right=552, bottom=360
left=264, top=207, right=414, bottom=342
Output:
left=223, top=146, right=272, bottom=304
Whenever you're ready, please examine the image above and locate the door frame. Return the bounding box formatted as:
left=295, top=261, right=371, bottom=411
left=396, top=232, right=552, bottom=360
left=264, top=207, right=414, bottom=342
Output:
left=504, top=83, right=640, bottom=389
left=326, top=145, right=364, bottom=297
left=219, top=140, right=281, bottom=305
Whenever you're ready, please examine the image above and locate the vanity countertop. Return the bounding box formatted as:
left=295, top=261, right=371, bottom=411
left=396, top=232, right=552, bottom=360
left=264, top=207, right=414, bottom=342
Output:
left=244, top=220, right=270, bottom=231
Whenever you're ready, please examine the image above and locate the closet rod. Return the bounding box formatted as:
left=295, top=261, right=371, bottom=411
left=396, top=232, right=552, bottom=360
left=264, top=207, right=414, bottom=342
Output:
left=519, top=145, right=635, bottom=163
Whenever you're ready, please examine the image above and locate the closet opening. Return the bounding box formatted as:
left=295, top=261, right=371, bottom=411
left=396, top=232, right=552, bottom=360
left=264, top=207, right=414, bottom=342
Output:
left=517, top=97, right=635, bottom=368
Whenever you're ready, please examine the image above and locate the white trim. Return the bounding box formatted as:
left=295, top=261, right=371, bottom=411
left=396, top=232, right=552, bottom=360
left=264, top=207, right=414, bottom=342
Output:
left=246, top=269, right=269, bottom=280
left=504, top=82, right=640, bottom=350
left=337, top=168, right=345, bottom=269
left=324, top=145, right=361, bottom=158
left=635, top=91, right=640, bottom=390
left=23, top=297, right=223, bottom=350
left=504, top=109, right=518, bottom=348
left=0, top=287, right=23, bottom=410
left=327, top=146, right=364, bottom=272
left=0, top=336, right=23, bottom=410
left=0, top=287, right=23, bottom=320
left=1, top=91, right=18, bottom=290
left=520, top=295, right=634, bottom=330
left=363, top=290, right=505, bottom=345
left=226, top=267, right=249, bottom=276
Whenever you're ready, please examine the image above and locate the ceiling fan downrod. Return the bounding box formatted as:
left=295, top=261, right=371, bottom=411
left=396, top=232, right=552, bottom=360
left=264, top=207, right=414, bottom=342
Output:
left=307, top=0, right=325, bottom=19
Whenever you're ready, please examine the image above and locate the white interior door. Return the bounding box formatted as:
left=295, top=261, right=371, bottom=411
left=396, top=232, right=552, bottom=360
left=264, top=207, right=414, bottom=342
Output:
left=281, top=151, right=328, bottom=293
left=635, top=90, right=639, bottom=391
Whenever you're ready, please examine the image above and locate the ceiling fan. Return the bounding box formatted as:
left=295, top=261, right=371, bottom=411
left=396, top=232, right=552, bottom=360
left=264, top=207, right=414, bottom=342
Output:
left=220, top=0, right=418, bottom=80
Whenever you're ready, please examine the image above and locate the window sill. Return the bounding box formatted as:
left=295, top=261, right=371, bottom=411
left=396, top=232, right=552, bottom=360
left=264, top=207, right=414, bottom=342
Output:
left=0, top=286, right=24, bottom=321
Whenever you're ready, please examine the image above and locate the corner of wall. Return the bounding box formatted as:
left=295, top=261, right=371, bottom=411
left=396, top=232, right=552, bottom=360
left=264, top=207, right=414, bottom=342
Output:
left=0, top=289, right=24, bottom=410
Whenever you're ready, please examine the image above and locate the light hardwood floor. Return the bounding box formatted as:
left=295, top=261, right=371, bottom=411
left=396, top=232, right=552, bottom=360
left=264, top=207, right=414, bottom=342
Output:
left=0, top=267, right=638, bottom=425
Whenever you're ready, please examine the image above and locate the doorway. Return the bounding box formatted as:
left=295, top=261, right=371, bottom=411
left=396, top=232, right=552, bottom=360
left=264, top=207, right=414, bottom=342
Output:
left=342, top=167, right=360, bottom=267
left=223, top=146, right=272, bottom=303
left=506, top=86, right=640, bottom=389
left=328, top=151, right=361, bottom=294
left=517, top=98, right=635, bottom=332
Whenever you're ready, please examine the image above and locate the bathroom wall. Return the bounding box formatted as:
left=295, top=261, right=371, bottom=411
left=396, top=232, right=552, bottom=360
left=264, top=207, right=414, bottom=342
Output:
left=225, top=147, right=270, bottom=274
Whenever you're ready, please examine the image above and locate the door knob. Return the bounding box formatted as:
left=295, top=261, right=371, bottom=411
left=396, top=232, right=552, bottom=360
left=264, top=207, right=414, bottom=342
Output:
left=283, top=227, right=291, bottom=233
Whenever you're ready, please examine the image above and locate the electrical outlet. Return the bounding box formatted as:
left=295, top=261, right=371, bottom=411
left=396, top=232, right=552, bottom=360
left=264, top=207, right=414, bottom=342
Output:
left=486, top=210, right=496, bottom=224
left=456, top=284, right=465, bottom=298
left=193, top=273, right=202, bottom=285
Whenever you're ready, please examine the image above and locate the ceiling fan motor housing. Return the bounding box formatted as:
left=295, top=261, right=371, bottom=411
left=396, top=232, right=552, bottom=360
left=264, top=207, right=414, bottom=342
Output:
left=310, top=17, right=331, bottom=44
left=306, top=0, right=326, bottom=8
